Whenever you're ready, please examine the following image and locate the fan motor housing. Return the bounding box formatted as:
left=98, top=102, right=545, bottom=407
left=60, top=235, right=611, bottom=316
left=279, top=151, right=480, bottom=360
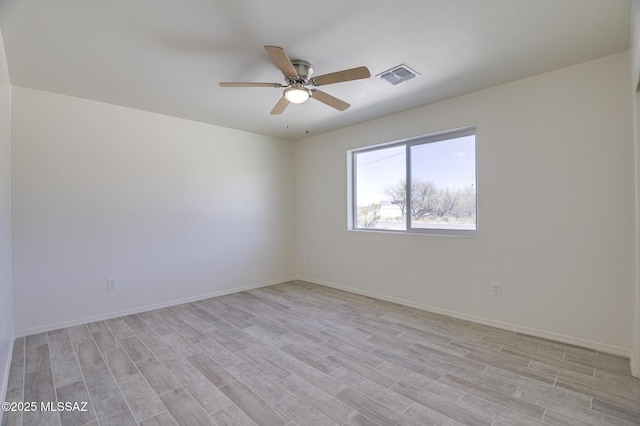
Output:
left=290, top=60, right=313, bottom=80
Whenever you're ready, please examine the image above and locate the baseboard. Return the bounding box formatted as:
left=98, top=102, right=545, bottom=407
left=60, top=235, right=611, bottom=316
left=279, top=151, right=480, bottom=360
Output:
left=297, top=275, right=631, bottom=358
left=14, top=276, right=297, bottom=337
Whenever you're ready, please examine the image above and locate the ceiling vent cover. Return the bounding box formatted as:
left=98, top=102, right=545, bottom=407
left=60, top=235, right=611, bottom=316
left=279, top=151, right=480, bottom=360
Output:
left=377, top=64, right=421, bottom=86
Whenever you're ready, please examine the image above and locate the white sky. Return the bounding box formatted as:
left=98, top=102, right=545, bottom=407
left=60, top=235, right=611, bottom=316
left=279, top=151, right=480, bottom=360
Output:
left=356, top=135, right=476, bottom=205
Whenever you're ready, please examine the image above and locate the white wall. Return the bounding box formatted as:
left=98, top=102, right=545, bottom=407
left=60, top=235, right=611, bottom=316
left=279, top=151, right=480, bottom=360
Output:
left=0, top=27, right=13, bottom=414
left=12, top=87, right=296, bottom=333
left=631, top=0, right=640, bottom=377
left=296, top=52, right=635, bottom=355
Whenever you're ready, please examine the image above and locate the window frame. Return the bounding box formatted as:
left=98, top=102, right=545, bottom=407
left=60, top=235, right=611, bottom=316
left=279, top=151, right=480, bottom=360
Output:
left=349, top=127, right=478, bottom=236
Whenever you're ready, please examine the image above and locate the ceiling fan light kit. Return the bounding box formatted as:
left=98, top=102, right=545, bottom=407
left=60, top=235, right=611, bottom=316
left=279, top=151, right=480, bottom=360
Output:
left=284, top=84, right=310, bottom=104
left=219, top=45, right=370, bottom=115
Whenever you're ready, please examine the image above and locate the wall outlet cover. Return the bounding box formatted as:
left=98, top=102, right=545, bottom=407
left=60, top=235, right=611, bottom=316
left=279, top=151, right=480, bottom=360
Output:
left=491, top=283, right=501, bottom=296
left=107, top=278, right=118, bottom=290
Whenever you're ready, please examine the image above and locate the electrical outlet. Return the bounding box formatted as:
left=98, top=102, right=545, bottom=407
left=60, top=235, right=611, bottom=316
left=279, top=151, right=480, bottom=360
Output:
left=491, top=282, right=501, bottom=296
left=107, top=278, right=118, bottom=290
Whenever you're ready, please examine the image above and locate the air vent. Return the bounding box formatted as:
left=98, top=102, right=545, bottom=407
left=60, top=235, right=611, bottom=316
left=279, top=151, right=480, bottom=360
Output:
left=377, top=64, right=421, bottom=86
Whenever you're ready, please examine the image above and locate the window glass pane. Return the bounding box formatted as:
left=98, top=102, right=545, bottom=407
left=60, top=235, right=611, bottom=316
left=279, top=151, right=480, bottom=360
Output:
left=355, top=145, right=406, bottom=230
left=409, top=135, right=476, bottom=230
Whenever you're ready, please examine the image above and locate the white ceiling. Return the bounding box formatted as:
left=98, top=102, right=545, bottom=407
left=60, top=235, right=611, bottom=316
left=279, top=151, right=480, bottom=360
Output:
left=0, top=0, right=631, bottom=141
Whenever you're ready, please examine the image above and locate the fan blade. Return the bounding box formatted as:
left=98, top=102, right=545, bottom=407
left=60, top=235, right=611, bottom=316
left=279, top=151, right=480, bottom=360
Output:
left=219, top=82, right=282, bottom=87
left=270, top=96, right=289, bottom=115
left=311, top=66, right=370, bottom=86
left=264, top=46, right=298, bottom=78
left=311, top=89, right=350, bottom=111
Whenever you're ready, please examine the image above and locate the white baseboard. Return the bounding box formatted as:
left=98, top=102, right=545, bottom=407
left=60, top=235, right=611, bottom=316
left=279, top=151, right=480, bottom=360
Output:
left=14, top=276, right=297, bottom=338
left=298, top=275, right=632, bottom=358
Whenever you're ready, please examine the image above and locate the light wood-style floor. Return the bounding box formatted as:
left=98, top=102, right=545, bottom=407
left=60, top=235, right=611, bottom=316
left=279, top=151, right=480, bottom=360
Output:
left=2, top=281, right=639, bottom=426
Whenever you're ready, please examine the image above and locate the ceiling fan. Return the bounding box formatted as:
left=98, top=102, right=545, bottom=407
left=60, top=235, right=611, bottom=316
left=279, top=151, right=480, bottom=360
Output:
left=219, top=46, right=370, bottom=115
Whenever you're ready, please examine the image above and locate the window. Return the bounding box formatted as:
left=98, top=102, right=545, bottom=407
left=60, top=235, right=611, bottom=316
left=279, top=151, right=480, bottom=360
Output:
left=350, top=127, right=477, bottom=235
